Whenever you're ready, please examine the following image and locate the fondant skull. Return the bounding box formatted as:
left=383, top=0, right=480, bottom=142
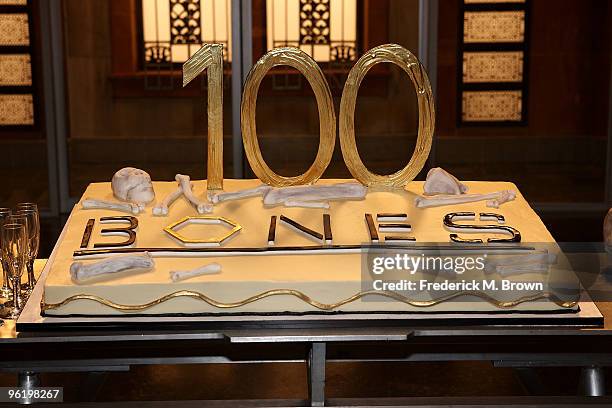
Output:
left=111, top=167, right=155, bottom=204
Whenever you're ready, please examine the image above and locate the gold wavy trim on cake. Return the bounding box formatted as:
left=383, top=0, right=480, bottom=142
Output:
left=41, top=289, right=577, bottom=313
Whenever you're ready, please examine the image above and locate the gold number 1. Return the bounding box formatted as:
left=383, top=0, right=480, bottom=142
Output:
left=183, top=43, right=224, bottom=191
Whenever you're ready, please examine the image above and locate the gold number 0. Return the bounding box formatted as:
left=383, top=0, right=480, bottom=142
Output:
left=340, top=44, right=435, bottom=187
left=241, top=47, right=336, bottom=186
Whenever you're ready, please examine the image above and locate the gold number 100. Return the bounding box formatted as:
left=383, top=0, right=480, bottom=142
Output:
left=183, top=43, right=435, bottom=191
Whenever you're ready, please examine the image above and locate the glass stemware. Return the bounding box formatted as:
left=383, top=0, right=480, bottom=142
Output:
left=13, top=208, right=39, bottom=293
left=7, top=214, right=30, bottom=294
left=0, top=208, right=11, bottom=299
left=15, top=203, right=37, bottom=211
left=1, top=223, right=27, bottom=319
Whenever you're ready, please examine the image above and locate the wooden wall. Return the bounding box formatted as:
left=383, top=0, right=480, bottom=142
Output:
left=436, top=0, right=611, bottom=139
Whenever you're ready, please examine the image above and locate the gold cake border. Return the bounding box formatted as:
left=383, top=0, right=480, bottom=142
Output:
left=41, top=289, right=577, bottom=313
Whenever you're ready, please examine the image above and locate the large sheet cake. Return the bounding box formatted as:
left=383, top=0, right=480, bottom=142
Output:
left=41, top=179, right=576, bottom=316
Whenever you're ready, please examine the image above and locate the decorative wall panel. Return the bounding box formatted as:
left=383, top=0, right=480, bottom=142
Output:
left=169, top=0, right=202, bottom=44
left=463, top=11, right=525, bottom=43
left=0, top=1, right=36, bottom=128
left=142, top=0, right=232, bottom=64
left=459, top=1, right=529, bottom=124
left=0, top=94, right=34, bottom=125
left=462, top=91, right=522, bottom=122
left=266, top=0, right=357, bottom=63
left=0, top=54, right=31, bottom=86
left=299, top=0, right=331, bottom=45
left=0, top=13, right=29, bottom=46
left=462, top=51, right=523, bottom=83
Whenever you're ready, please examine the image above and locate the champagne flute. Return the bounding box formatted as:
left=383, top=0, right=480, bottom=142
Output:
left=7, top=214, right=30, bottom=294
left=1, top=223, right=27, bottom=319
left=13, top=208, right=39, bottom=293
left=0, top=208, right=11, bottom=298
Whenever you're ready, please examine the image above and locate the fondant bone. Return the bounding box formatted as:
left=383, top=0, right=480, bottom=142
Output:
left=70, top=252, right=154, bottom=283
left=153, top=184, right=190, bottom=216
left=111, top=167, right=155, bottom=204
left=423, top=167, right=468, bottom=196
left=175, top=174, right=213, bottom=214
left=263, top=182, right=367, bottom=207
left=169, top=262, right=222, bottom=282
left=485, top=190, right=517, bottom=208
left=415, top=190, right=516, bottom=209
left=210, top=185, right=272, bottom=204
left=82, top=198, right=143, bottom=215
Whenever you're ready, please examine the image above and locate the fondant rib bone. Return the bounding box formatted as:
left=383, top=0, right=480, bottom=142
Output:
left=170, top=262, right=222, bottom=282
left=70, top=252, right=154, bottom=283
left=81, top=198, right=143, bottom=215
left=153, top=184, right=187, bottom=216
left=263, top=182, right=367, bottom=207
left=175, top=174, right=213, bottom=214
left=415, top=190, right=516, bottom=209
left=210, top=185, right=271, bottom=204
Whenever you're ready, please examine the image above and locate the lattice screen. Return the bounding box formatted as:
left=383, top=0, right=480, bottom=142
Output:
left=459, top=0, right=528, bottom=124
left=266, top=0, right=357, bottom=63
left=0, top=0, right=34, bottom=126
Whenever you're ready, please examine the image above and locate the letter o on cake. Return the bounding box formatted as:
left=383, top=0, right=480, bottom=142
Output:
left=339, top=44, right=435, bottom=187
left=241, top=47, right=336, bottom=187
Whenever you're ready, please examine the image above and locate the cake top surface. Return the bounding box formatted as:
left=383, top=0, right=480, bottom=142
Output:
left=44, top=179, right=554, bottom=289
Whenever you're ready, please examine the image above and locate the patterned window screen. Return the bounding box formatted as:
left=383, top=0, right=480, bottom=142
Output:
left=266, top=0, right=358, bottom=63
left=459, top=0, right=529, bottom=124
left=141, top=0, right=232, bottom=66
left=0, top=0, right=35, bottom=126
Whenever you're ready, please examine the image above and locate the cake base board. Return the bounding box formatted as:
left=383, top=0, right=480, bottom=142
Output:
left=18, top=273, right=603, bottom=332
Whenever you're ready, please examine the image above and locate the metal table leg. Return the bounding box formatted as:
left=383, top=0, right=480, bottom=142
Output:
left=581, top=366, right=605, bottom=396
left=308, top=342, right=326, bottom=407
left=18, top=371, right=41, bottom=404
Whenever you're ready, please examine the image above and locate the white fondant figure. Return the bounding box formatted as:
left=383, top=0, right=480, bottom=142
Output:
left=153, top=184, right=187, bottom=216
left=169, top=262, right=222, bottom=282
left=415, top=190, right=516, bottom=209
left=485, top=190, right=517, bottom=208
left=176, top=174, right=213, bottom=214
left=70, top=252, right=154, bottom=283
left=111, top=167, right=155, bottom=204
left=82, top=198, right=143, bottom=215
left=210, top=185, right=272, bottom=204
left=423, top=167, right=468, bottom=196
left=263, top=182, right=367, bottom=207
